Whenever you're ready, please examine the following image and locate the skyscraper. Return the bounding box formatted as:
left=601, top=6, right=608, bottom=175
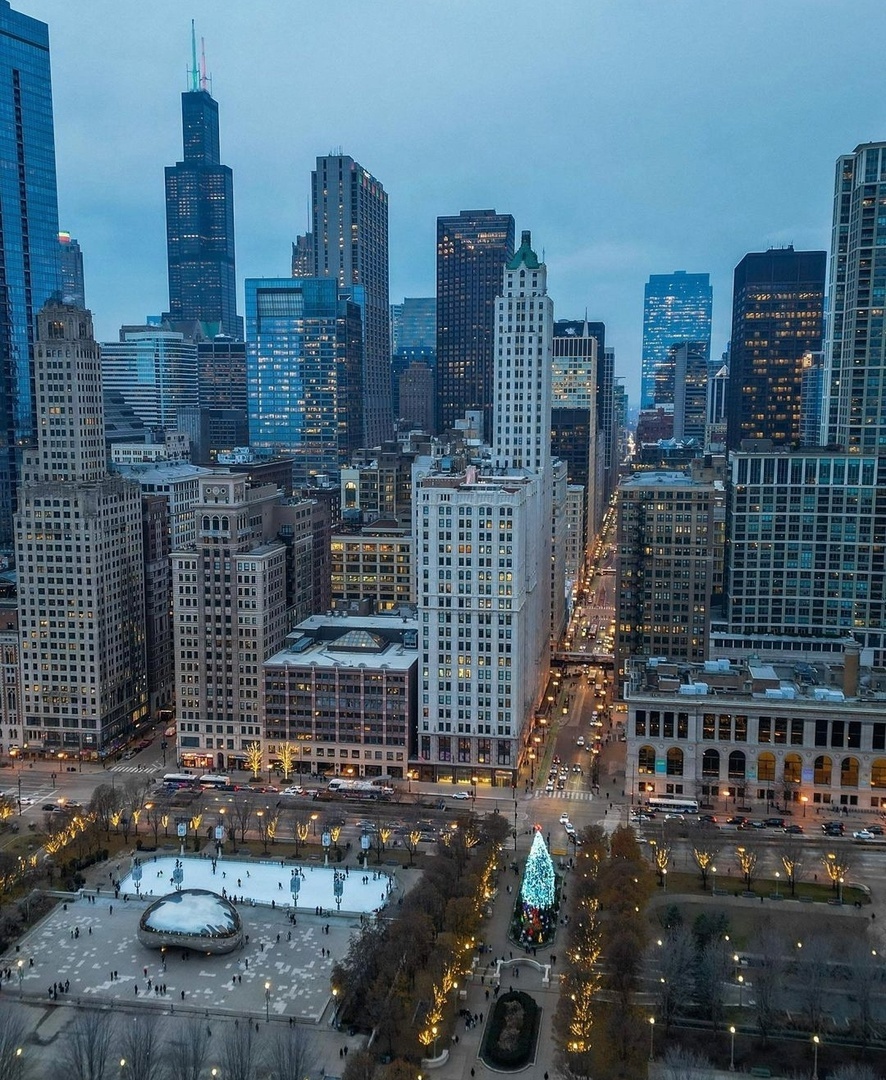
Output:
left=15, top=303, right=147, bottom=756
left=825, top=142, right=886, bottom=453
left=726, top=247, right=825, bottom=450
left=245, top=277, right=363, bottom=484
left=0, top=2, right=61, bottom=545
left=391, top=297, right=435, bottom=425
left=672, top=341, right=709, bottom=442
left=164, top=31, right=240, bottom=337
left=307, top=154, right=391, bottom=448
left=435, top=210, right=515, bottom=436
left=101, top=329, right=199, bottom=430
left=551, top=321, right=597, bottom=546
left=58, top=232, right=85, bottom=307
left=641, top=271, right=712, bottom=409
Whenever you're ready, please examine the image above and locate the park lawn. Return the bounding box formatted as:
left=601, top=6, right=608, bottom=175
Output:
left=656, top=870, right=869, bottom=905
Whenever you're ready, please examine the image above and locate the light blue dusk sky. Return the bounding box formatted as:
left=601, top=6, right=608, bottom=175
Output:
left=25, top=0, right=886, bottom=405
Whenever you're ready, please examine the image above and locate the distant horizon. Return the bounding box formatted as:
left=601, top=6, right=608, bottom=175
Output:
left=21, top=0, right=886, bottom=407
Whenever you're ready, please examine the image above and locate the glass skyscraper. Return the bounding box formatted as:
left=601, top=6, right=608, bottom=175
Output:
left=246, top=278, right=363, bottom=484
left=164, top=67, right=240, bottom=337
left=435, top=210, right=515, bottom=436
left=641, top=271, right=712, bottom=409
left=0, top=2, right=61, bottom=545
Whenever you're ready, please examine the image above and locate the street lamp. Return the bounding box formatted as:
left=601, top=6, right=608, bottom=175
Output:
left=311, top=813, right=318, bottom=837
left=729, top=1025, right=736, bottom=1072
left=265, top=981, right=271, bottom=1023
left=737, top=974, right=744, bottom=1007
left=774, top=871, right=780, bottom=900
left=648, top=1017, right=655, bottom=1061
left=801, top=795, right=808, bottom=817
left=432, top=1024, right=438, bottom=1059
left=471, top=775, right=478, bottom=801
left=812, top=1034, right=820, bottom=1080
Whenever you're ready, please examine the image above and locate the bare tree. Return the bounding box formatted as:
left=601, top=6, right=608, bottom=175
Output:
left=843, top=937, right=883, bottom=1047
left=163, top=1016, right=210, bottom=1080
left=691, top=838, right=719, bottom=891
left=796, top=931, right=832, bottom=1033
left=749, top=922, right=785, bottom=1042
left=55, top=1010, right=116, bottom=1080
left=119, top=1014, right=165, bottom=1080
left=695, top=938, right=731, bottom=1030
left=231, top=798, right=253, bottom=844
left=777, top=834, right=807, bottom=896
left=661, top=1045, right=717, bottom=1080
left=264, top=1025, right=319, bottom=1080
left=0, top=1001, right=35, bottom=1080
left=221, top=1021, right=261, bottom=1080
left=656, top=924, right=696, bottom=1030
left=89, top=784, right=121, bottom=837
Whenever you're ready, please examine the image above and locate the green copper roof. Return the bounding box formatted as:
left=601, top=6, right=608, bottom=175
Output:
left=506, top=230, right=540, bottom=271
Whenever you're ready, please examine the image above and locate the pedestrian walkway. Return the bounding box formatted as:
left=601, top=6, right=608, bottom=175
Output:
left=109, top=763, right=162, bottom=774
left=432, top=846, right=564, bottom=1079
left=532, top=788, right=595, bottom=802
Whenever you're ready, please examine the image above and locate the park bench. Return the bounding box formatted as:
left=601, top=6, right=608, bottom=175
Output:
left=750, top=1068, right=772, bottom=1078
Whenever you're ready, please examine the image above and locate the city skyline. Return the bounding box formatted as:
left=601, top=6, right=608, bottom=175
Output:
left=22, top=0, right=886, bottom=406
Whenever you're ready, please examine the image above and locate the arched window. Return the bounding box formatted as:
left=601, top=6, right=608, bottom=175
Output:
left=757, top=752, right=776, bottom=782
left=814, top=755, right=832, bottom=786
left=201, top=515, right=210, bottom=530
left=702, top=748, right=720, bottom=778
left=222, top=516, right=229, bottom=530
left=638, top=746, right=656, bottom=775
left=666, top=747, right=684, bottom=777
left=212, top=516, right=220, bottom=531
left=783, top=753, right=802, bottom=785
left=841, top=757, right=859, bottom=788
left=728, top=750, right=746, bottom=780
left=871, top=759, right=886, bottom=789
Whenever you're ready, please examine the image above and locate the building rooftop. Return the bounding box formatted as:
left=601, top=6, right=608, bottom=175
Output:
left=115, top=461, right=215, bottom=485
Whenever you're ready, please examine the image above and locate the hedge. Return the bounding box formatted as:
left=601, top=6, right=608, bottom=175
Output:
left=481, top=990, right=540, bottom=1069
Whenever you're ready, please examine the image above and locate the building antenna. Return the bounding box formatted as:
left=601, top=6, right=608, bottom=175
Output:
left=200, top=35, right=210, bottom=93
left=189, top=20, right=201, bottom=91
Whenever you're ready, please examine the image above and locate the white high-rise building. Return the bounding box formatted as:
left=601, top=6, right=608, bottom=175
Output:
left=16, top=303, right=148, bottom=758
left=413, top=232, right=553, bottom=786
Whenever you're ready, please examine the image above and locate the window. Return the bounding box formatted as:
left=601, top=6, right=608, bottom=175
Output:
left=701, top=748, right=720, bottom=778
left=813, top=755, right=832, bottom=786
left=783, top=753, right=802, bottom=785
left=666, top=747, right=683, bottom=777
left=638, top=745, right=656, bottom=775
left=841, top=756, right=859, bottom=788
left=728, top=750, right=746, bottom=780
left=871, top=758, right=886, bottom=789
left=757, top=752, right=776, bottom=782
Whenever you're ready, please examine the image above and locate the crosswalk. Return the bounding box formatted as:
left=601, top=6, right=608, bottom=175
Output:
left=109, top=763, right=163, bottom=775
left=533, top=788, right=595, bottom=802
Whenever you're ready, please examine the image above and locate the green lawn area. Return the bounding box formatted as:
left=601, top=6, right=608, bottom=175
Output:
left=657, top=870, right=869, bottom=906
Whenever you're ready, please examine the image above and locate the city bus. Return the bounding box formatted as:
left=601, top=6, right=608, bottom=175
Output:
left=198, top=774, right=231, bottom=790
left=162, top=773, right=197, bottom=789
left=646, top=796, right=699, bottom=815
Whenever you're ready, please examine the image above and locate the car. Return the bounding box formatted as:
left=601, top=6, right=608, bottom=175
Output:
left=451, top=791, right=471, bottom=800
left=763, top=817, right=785, bottom=828
left=698, top=814, right=718, bottom=824
left=42, top=803, right=58, bottom=812
left=122, top=750, right=135, bottom=760
left=726, top=816, right=748, bottom=827
left=867, top=824, right=884, bottom=835
left=559, top=812, right=571, bottom=824
left=552, top=756, right=561, bottom=765
left=576, top=736, right=585, bottom=747
left=544, top=783, right=554, bottom=793
left=557, top=779, right=566, bottom=789
left=572, top=764, right=582, bottom=774
left=282, top=786, right=305, bottom=796
left=783, top=824, right=804, bottom=835
left=853, top=829, right=875, bottom=841
left=564, top=824, right=576, bottom=836
left=821, top=822, right=845, bottom=835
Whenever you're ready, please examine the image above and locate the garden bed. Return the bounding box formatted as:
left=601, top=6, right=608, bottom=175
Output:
left=480, top=990, right=540, bottom=1070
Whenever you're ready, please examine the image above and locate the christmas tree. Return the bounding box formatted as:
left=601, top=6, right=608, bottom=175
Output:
left=521, top=827, right=555, bottom=909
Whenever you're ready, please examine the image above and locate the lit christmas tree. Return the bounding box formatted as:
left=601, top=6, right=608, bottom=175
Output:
left=519, top=826, right=557, bottom=944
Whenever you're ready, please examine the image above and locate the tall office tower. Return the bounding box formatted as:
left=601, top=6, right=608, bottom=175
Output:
left=58, top=232, right=85, bottom=307
left=398, top=361, right=434, bottom=432
left=641, top=272, right=712, bottom=409
left=799, top=351, right=825, bottom=448
left=197, top=336, right=246, bottom=410
left=391, top=297, right=435, bottom=424
left=597, top=335, right=616, bottom=504
left=672, top=341, right=709, bottom=441
left=0, top=3, right=61, bottom=546
left=414, top=230, right=552, bottom=786
left=307, top=154, right=391, bottom=447
left=164, top=33, right=240, bottom=337
left=825, top=142, right=886, bottom=452
left=101, top=329, right=199, bottom=430
left=724, top=450, right=886, bottom=664
left=246, top=278, right=363, bottom=484
left=172, top=475, right=319, bottom=772
left=551, top=320, right=597, bottom=548
left=291, top=233, right=313, bottom=278
left=15, top=303, right=147, bottom=757
left=706, top=361, right=729, bottom=448
left=615, top=465, right=723, bottom=679
left=141, top=494, right=173, bottom=720
left=612, top=377, right=628, bottom=467
left=726, top=247, right=825, bottom=450
left=435, top=210, right=515, bottom=436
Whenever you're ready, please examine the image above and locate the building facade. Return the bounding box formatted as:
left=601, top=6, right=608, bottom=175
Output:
left=0, top=3, right=62, bottom=545
left=15, top=303, right=148, bottom=757
left=641, top=271, right=712, bottom=410
left=306, top=154, right=391, bottom=448
left=58, top=232, right=84, bottom=307
left=245, top=277, right=363, bottom=484
left=330, top=526, right=414, bottom=611
left=726, top=247, right=826, bottom=450
left=672, top=341, right=709, bottom=442
left=625, top=653, right=886, bottom=812
left=164, top=60, right=240, bottom=336
left=101, top=330, right=199, bottom=430
left=262, top=610, right=418, bottom=780
left=435, top=210, right=515, bottom=436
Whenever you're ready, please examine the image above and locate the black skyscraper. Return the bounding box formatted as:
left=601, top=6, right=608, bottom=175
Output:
left=435, top=210, right=515, bottom=436
left=726, top=247, right=825, bottom=450
left=164, top=35, right=240, bottom=337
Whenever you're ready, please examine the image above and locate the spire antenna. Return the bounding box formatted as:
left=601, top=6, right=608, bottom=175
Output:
left=189, top=20, right=198, bottom=91
left=200, top=35, right=209, bottom=92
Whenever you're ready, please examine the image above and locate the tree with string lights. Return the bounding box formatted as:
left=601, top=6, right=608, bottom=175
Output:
left=519, top=826, right=557, bottom=944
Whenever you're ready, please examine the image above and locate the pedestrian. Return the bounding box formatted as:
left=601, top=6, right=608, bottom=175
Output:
left=109, top=904, right=113, bottom=915
left=181, top=990, right=185, bottom=1001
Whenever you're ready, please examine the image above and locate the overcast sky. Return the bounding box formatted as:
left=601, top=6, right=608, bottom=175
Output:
left=23, top=0, right=886, bottom=405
